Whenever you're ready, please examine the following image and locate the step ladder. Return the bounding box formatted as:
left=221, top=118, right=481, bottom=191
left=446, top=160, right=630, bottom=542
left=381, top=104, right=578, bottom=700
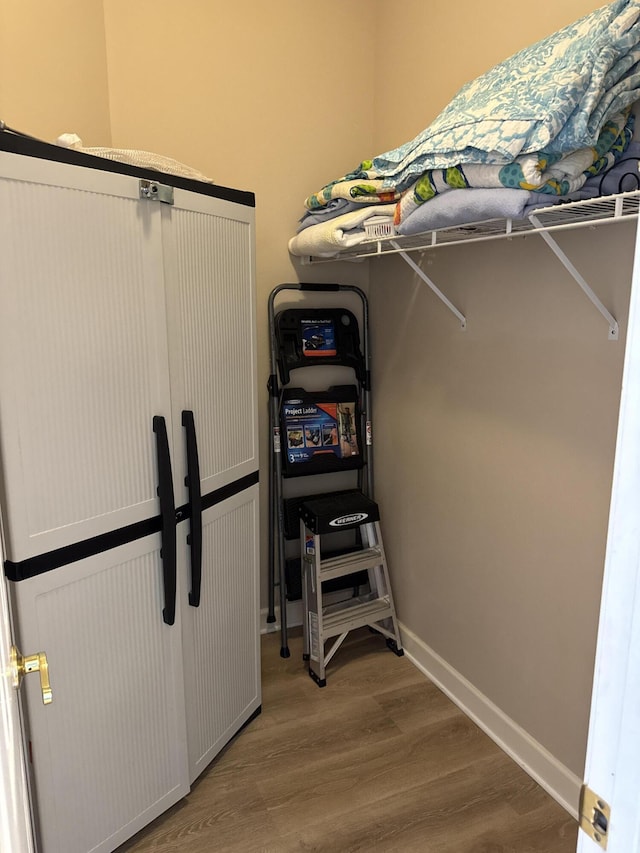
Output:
left=300, top=491, right=403, bottom=686
left=267, top=283, right=373, bottom=659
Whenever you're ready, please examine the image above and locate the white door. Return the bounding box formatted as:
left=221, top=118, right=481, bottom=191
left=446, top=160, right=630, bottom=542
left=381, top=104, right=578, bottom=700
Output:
left=0, top=152, right=172, bottom=562
left=0, top=149, right=260, bottom=849
left=0, top=550, right=35, bottom=853
left=181, top=485, right=260, bottom=782
left=163, top=187, right=260, bottom=782
left=0, top=153, right=190, bottom=852
left=576, top=217, right=640, bottom=852
left=163, top=188, right=258, bottom=495
left=12, top=538, right=190, bottom=853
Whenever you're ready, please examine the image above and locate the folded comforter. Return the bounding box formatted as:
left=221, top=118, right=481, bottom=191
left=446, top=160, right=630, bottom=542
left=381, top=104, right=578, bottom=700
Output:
left=288, top=204, right=396, bottom=258
left=304, top=0, right=640, bottom=213
left=395, top=188, right=551, bottom=236
left=396, top=109, right=634, bottom=224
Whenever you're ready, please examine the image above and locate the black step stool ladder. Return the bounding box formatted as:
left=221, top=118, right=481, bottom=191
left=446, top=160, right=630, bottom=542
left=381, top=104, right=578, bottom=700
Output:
left=267, top=282, right=403, bottom=676
left=300, top=491, right=403, bottom=686
left=267, top=283, right=373, bottom=658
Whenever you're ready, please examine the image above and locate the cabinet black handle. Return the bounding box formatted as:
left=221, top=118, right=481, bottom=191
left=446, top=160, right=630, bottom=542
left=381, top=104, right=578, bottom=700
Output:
left=153, top=415, right=177, bottom=625
left=182, top=410, right=203, bottom=607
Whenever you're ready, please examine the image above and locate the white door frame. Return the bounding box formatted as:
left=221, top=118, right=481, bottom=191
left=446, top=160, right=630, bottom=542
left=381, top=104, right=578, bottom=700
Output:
left=576, top=221, right=640, bottom=853
left=0, top=543, right=35, bottom=853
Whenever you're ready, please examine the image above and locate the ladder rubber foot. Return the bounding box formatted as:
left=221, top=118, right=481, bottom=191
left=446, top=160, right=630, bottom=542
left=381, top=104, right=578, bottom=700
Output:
left=302, top=653, right=310, bottom=661
left=386, top=638, right=404, bottom=657
left=308, top=668, right=327, bottom=688
left=266, top=613, right=276, bottom=624
left=280, top=646, right=291, bottom=659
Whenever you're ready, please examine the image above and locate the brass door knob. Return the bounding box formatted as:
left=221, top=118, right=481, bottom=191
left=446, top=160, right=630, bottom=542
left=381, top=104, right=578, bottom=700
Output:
left=10, top=646, right=52, bottom=705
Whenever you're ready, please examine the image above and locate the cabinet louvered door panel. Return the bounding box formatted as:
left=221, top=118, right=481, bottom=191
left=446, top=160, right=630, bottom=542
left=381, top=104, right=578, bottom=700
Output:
left=11, top=536, right=189, bottom=853
left=162, top=190, right=258, bottom=498
left=181, top=485, right=260, bottom=782
left=0, top=154, right=171, bottom=561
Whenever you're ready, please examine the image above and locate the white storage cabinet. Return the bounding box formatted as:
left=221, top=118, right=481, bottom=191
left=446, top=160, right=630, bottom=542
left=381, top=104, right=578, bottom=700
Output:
left=0, top=135, right=260, bottom=853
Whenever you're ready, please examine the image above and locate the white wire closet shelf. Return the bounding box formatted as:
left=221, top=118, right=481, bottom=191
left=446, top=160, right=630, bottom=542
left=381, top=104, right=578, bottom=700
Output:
left=304, top=189, right=640, bottom=340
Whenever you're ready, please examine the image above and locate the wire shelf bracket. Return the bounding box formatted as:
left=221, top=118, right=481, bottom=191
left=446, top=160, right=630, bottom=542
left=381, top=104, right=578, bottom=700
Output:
left=390, top=241, right=467, bottom=330
left=529, top=213, right=619, bottom=340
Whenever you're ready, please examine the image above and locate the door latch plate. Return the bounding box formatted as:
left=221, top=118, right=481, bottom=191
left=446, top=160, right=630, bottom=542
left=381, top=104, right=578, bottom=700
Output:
left=580, top=785, right=610, bottom=850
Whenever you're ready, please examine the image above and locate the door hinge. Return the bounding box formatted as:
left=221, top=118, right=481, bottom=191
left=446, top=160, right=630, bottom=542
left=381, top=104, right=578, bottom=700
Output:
left=139, top=179, right=174, bottom=205
left=579, top=784, right=610, bottom=849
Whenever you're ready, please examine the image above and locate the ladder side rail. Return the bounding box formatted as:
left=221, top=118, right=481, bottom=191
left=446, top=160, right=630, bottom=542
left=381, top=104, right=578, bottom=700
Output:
left=341, top=285, right=374, bottom=498
left=300, top=517, right=318, bottom=661
left=273, top=405, right=290, bottom=658
left=362, top=521, right=403, bottom=652
left=268, top=286, right=295, bottom=657
left=266, top=290, right=278, bottom=628
left=302, top=521, right=328, bottom=686
left=361, top=522, right=385, bottom=597
left=267, top=441, right=276, bottom=625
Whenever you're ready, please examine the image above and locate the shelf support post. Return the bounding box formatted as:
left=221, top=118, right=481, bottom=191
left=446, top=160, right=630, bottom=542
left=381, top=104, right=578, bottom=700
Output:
left=390, top=241, right=467, bottom=329
left=528, top=215, right=619, bottom=340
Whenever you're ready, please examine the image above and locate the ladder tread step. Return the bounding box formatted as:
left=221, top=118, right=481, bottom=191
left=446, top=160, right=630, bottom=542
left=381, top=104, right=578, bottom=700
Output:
left=319, top=546, right=383, bottom=580
left=321, top=595, right=393, bottom=634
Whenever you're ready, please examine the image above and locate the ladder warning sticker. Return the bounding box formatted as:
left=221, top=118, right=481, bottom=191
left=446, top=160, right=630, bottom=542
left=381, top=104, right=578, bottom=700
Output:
left=309, top=611, right=320, bottom=661
left=301, top=319, right=337, bottom=357
left=305, top=533, right=315, bottom=556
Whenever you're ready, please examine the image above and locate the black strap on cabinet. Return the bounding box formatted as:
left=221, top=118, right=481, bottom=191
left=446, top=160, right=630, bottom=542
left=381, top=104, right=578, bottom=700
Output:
left=153, top=415, right=177, bottom=626
left=182, top=410, right=203, bottom=608
left=4, top=469, right=259, bottom=583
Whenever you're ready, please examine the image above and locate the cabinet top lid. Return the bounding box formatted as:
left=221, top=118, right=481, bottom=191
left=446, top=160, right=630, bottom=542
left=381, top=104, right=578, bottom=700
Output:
left=0, top=128, right=255, bottom=209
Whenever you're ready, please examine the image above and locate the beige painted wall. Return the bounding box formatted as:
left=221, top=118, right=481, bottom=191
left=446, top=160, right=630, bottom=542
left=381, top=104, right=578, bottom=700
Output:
left=368, top=1, right=632, bottom=778
left=0, top=0, right=111, bottom=145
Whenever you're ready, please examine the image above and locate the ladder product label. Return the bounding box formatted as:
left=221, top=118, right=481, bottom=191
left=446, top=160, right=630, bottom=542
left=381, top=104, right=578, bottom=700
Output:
left=301, top=319, right=337, bottom=357
left=282, top=398, right=359, bottom=465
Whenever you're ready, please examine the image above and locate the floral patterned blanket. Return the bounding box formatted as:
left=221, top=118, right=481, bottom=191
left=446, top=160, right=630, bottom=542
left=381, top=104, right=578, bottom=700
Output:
left=304, top=0, right=640, bottom=219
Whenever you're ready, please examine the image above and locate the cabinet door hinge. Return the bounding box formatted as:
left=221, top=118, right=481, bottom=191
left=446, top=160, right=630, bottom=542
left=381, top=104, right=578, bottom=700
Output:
left=579, top=784, right=610, bottom=850
left=139, top=179, right=174, bottom=205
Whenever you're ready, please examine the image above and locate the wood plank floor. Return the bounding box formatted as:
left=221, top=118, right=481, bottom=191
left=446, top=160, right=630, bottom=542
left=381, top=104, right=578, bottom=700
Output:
left=117, top=627, right=579, bottom=852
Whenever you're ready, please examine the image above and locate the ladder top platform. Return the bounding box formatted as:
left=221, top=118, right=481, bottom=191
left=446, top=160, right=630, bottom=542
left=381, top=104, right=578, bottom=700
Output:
left=300, top=491, right=380, bottom=535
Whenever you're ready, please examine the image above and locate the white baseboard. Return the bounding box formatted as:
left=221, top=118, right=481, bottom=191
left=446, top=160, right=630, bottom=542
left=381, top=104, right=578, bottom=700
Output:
left=399, top=621, right=581, bottom=820
left=259, top=606, right=580, bottom=819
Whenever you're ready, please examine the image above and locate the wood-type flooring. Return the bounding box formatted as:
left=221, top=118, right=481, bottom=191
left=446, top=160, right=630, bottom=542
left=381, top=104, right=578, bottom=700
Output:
left=117, top=626, right=579, bottom=853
